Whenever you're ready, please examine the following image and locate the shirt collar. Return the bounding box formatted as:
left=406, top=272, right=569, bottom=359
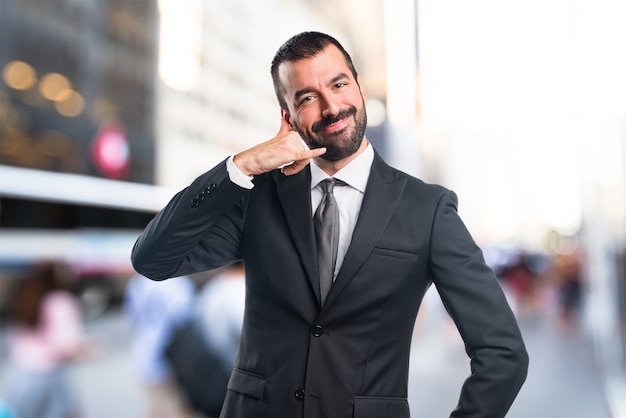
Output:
left=310, top=143, right=374, bottom=193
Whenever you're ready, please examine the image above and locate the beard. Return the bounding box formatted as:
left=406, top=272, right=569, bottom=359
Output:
left=294, top=100, right=367, bottom=162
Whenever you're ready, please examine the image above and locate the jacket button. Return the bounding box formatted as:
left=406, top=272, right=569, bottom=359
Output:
left=294, top=388, right=305, bottom=400
left=312, top=324, right=323, bottom=337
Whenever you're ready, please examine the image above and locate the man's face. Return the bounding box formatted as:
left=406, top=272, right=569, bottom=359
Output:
left=278, top=45, right=367, bottom=161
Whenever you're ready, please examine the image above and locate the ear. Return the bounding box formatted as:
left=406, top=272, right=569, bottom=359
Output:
left=281, top=109, right=294, bottom=130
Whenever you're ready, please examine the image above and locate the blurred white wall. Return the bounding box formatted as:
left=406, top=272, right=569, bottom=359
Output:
left=417, top=0, right=626, bottom=249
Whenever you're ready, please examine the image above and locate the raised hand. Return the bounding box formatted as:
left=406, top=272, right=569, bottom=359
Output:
left=233, top=117, right=326, bottom=176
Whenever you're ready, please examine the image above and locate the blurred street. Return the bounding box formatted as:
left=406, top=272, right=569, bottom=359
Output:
left=1, top=288, right=613, bottom=418
left=409, top=289, right=613, bottom=418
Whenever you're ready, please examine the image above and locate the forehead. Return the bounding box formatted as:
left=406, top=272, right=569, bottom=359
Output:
left=277, top=45, right=352, bottom=94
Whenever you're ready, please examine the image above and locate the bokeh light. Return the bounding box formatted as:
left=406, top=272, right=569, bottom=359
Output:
left=39, top=72, right=72, bottom=101
left=2, top=61, right=37, bottom=91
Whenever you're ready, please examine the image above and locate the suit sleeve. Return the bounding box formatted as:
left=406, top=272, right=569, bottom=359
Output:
left=428, top=190, right=529, bottom=418
left=131, top=159, right=250, bottom=280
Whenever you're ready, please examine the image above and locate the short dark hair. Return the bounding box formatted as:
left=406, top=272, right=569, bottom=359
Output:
left=270, top=31, right=358, bottom=111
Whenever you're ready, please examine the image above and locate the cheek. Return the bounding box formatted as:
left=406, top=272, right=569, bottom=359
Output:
left=293, top=111, right=316, bottom=132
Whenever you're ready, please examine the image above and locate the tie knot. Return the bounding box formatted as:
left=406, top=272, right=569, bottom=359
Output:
left=319, top=178, right=346, bottom=194
left=319, top=178, right=335, bottom=194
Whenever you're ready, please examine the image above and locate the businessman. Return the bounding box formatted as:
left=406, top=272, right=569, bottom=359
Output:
left=132, top=31, right=528, bottom=418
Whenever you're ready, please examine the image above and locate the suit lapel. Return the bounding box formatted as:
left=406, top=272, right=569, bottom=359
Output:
left=276, top=169, right=321, bottom=303
left=323, top=153, right=407, bottom=309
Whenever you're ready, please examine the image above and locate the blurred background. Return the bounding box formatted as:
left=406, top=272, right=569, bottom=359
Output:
left=0, top=0, right=625, bottom=417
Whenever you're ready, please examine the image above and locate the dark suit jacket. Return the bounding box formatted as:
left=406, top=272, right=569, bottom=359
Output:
left=132, top=151, right=528, bottom=418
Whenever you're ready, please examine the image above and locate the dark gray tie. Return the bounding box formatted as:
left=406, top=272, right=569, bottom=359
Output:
left=314, top=178, right=341, bottom=306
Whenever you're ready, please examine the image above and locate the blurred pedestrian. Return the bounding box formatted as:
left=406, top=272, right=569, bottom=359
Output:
left=1, top=261, right=97, bottom=418
left=554, top=248, right=584, bottom=334
left=500, top=252, right=540, bottom=318
left=196, top=261, right=245, bottom=370
left=124, top=273, right=196, bottom=418
left=162, top=262, right=245, bottom=418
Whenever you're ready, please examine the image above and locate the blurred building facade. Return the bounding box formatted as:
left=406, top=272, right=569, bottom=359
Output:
left=0, top=0, right=163, bottom=317
left=0, top=0, right=158, bottom=183
left=0, top=0, right=159, bottom=230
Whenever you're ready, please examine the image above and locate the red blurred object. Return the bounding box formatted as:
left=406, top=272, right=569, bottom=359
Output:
left=91, top=124, right=130, bottom=179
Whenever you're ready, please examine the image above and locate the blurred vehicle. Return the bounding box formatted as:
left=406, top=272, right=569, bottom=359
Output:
left=0, top=165, right=176, bottom=319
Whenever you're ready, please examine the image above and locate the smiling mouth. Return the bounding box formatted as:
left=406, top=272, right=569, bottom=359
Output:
left=321, top=118, right=349, bottom=134
left=313, top=107, right=357, bottom=134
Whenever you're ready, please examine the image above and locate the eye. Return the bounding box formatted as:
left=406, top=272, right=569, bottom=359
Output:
left=297, top=95, right=316, bottom=107
left=335, top=82, right=347, bottom=88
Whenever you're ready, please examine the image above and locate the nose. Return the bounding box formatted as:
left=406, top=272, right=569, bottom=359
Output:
left=320, top=93, right=339, bottom=118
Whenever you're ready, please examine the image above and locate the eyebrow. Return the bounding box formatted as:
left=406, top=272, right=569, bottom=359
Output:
left=293, top=72, right=350, bottom=103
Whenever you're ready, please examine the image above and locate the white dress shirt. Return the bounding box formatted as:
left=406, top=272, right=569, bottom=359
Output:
left=226, top=144, right=374, bottom=279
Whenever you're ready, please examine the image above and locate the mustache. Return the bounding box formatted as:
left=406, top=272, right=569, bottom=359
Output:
left=312, top=107, right=357, bottom=133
